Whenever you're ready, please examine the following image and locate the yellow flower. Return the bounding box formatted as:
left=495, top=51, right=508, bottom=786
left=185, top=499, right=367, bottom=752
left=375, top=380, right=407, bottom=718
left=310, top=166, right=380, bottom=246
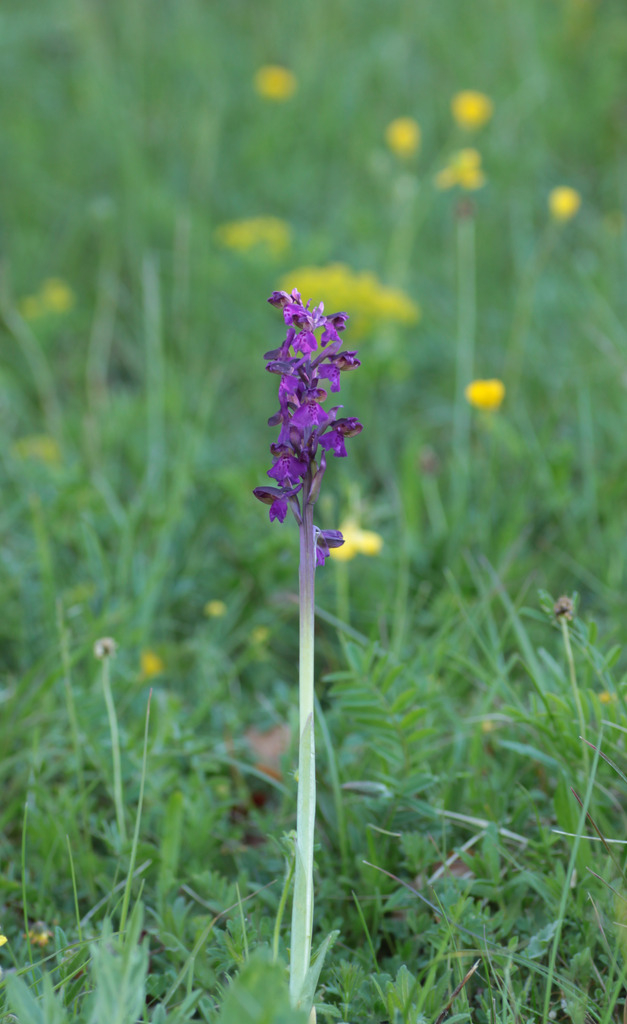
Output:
left=548, top=186, right=581, bottom=223
left=251, top=625, right=270, bottom=645
left=465, top=379, right=505, bottom=412
left=329, top=520, right=384, bottom=562
left=205, top=599, right=227, bottom=618
left=279, top=264, right=420, bottom=337
left=140, top=650, right=164, bottom=679
left=451, top=91, right=494, bottom=131
left=481, top=719, right=496, bottom=733
left=599, top=691, right=616, bottom=704
left=41, top=278, right=75, bottom=313
left=28, top=923, right=52, bottom=948
left=215, top=216, right=290, bottom=257
left=18, top=279, right=75, bottom=319
left=12, top=434, right=62, bottom=465
left=435, top=149, right=486, bottom=191
left=254, top=65, right=297, bottom=101
left=385, top=117, right=421, bottom=159
left=0, top=935, right=7, bottom=948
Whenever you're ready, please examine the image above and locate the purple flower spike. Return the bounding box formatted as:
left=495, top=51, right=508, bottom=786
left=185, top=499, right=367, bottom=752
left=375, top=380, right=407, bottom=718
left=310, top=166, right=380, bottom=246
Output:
left=253, top=288, right=362, bottom=561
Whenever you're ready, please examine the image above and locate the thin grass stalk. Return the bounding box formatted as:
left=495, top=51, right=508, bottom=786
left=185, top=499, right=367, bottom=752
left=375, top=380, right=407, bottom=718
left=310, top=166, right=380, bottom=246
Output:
left=119, top=690, right=152, bottom=935
left=560, top=616, right=589, bottom=776
left=452, top=208, right=476, bottom=515
left=21, top=803, right=38, bottom=993
left=101, top=656, right=127, bottom=846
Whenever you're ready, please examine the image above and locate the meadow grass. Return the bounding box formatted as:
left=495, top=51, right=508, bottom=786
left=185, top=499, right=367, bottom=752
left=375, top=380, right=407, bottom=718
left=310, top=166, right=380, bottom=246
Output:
left=2, top=0, right=627, bottom=1020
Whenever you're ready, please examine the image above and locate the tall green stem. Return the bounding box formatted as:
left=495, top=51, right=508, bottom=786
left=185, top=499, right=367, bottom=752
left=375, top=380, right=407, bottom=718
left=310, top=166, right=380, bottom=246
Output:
left=101, top=657, right=127, bottom=845
left=560, top=617, right=589, bottom=776
left=452, top=208, right=476, bottom=516
left=290, top=498, right=316, bottom=1014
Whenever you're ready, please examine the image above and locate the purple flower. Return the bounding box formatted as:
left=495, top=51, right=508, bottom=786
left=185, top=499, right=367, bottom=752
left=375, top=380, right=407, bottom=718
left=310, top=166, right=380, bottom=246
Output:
left=267, top=451, right=309, bottom=486
left=319, top=430, right=347, bottom=458
left=317, top=363, right=341, bottom=392
left=254, top=288, right=362, bottom=562
left=316, top=529, right=345, bottom=566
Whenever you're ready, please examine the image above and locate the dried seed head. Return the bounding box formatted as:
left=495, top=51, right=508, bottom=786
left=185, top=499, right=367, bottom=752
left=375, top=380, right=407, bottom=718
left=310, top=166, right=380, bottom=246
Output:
left=553, top=596, right=574, bottom=621
left=93, top=637, right=117, bottom=660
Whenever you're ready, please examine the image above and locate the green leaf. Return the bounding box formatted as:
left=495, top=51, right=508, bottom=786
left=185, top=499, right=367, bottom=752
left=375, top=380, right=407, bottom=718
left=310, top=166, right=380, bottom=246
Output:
left=526, top=920, right=559, bottom=959
left=217, top=950, right=308, bottom=1024
left=296, top=929, right=339, bottom=1014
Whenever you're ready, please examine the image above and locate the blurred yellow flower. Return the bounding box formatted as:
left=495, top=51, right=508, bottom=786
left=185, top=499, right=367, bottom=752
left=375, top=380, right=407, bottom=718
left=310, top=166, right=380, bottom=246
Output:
left=599, top=691, right=616, bottom=704
left=548, top=186, right=581, bottom=223
left=18, top=278, right=75, bottom=319
left=205, top=599, right=227, bottom=618
left=0, top=935, right=7, bottom=948
left=385, top=117, right=421, bottom=159
left=140, top=650, right=164, bottom=679
left=279, top=264, right=420, bottom=337
left=41, top=278, right=75, bottom=313
left=12, top=435, right=61, bottom=465
left=251, top=625, right=270, bottom=645
left=215, top=216, right=290, bottom=257
left=27, top=923, right=52, bottom=948
left=481, top=719, right=496, bottom=733
left=435, top=149, right=486, bottom=191
left=254, top=65, right=297, bottom=101
left=329, top=520, right=384, bottom=562
left=465, top=379, right=505, bottom=411
left=451, top=91, right=493, bottom=131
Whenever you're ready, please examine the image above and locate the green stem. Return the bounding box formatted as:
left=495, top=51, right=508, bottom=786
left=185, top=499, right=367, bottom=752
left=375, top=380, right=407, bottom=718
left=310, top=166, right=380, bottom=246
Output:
left=452, top=209, right=476, bottom=515
left=290, top=499, right=316, bottom=1011
left=560, top=618, right=589, bottom=775
left=101, top=658, right=127, bottom=845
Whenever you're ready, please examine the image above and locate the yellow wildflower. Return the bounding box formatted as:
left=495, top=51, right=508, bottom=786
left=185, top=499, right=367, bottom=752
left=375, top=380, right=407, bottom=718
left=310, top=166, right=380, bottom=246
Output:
left=481, top=719, right=496, bottom=734
left=329, top=520, right=384, bottom=562
left=251, top=625, right=270, bottom=645
left=205, top=599, right=227, bottom=618
left=41, top=278, right=75, bottom=313
left=451, top=91, right=494, bottom=131
left=254, top=65, right=296, bottom=101
left=465, top=379, right=505, bottom=412
left=140, top=650, right=164, bottom=679
left=548, top=186, right=581, bottom=223
left=599, top=691, right=616, bottom=704
left=18, top=279, right=75, bottom=319
left=279, top=264, right=420, bottom=337
left=12, top=435, right=62, bottom=466
left=27, top=922, right=52, bottom=948
left=215, top=216, right=290, bottom=257
left=435, top=149, right=486, bottom=191
left=0, top=935, right=7, bottom=947
left=385, top=117, right=421, bottom=159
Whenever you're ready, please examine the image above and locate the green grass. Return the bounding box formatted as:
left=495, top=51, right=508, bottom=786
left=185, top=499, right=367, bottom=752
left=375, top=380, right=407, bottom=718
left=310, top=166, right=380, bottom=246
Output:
left=2, top=0, right=627, bottom=1020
